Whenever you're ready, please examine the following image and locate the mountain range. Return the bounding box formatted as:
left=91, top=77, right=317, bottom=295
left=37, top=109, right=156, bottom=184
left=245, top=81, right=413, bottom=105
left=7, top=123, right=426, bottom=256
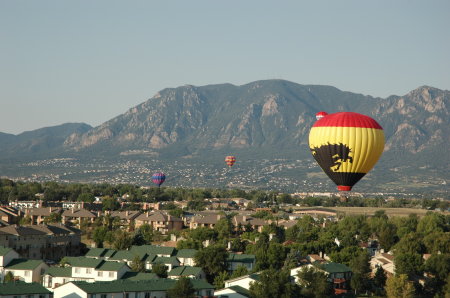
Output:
left=0, top=80, right=448, bottom=194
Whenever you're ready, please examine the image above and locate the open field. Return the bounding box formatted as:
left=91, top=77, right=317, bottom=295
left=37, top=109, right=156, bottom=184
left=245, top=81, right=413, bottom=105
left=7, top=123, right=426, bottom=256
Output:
left=320, top=207, right=446, bottom=217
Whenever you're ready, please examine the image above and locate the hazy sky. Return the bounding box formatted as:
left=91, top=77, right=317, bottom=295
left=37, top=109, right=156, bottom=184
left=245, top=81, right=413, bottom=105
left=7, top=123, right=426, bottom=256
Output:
left=1, top=1, right=449, bottom=134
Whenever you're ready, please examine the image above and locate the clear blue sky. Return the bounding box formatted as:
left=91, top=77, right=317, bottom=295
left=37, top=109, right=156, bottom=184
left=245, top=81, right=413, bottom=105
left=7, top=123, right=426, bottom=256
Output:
left=1, top=0, right=449, bottom=134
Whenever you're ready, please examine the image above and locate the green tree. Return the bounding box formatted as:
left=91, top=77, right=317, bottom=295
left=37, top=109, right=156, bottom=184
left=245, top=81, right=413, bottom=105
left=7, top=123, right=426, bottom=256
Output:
left=92, top=226, right=108, bottom=248
left=373, top=266, right=387, bottom=292
left=267, top=242, right=287, bottom=270
left=113, top=230, right=133, bottom=250
left=3, top=271, right=14, bottom=283
left=215, top=217, right=233, bottom=240
left=152, top=263, right=168, bottom=278
left=130, top=255, right=145, bottom=272
left=394, top=252, right=423, bottom=278
left=349, top=251, right=371, bottom=294
left=167, top=276, right=195, bottom=298
left=194, top=245, right=228, bottom=283
left=133, top=224, right=153, bottom=245
left=102, top=197, right=120, bottom=211
left=213, top=270, right=229, bottom=289
left=230, top=265, right=248, bottom=279
left=77, top=193, right=95, bottom=203
left=43, top=212, right=62, bottom=224
left=249, top=268, right=300, bottom=298
left=417, top=212, right=446, bottom=235
left=385, top=274, right=415, bottom=298
left=296, top=266, right=333, bottom=298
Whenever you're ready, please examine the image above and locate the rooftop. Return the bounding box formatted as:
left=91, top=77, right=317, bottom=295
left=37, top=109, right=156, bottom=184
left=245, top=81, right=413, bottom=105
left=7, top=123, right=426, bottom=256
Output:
left=168, top=266, right=203, bottom=277
left=0, top=282, right=51, bottom=295
left=5, top=259, right=45, bottom=270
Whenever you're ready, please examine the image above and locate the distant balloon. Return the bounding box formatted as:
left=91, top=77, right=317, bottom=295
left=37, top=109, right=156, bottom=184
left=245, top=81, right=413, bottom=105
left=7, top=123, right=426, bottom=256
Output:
left=315, top=111, right=328, bottom=120
left=152, top=172, right=166, bottom=187
left=225, top=156, right=236, bottom=167
left=309, top=112, right=385, bottom=191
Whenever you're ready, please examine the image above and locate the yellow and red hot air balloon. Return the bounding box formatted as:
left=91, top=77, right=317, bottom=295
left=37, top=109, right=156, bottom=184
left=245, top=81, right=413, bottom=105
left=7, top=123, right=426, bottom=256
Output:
left=309, top=112, right=384, bottom=191
left=225, top=156, right=236, bottom=167
left=315, top=111, right=328, bottom=120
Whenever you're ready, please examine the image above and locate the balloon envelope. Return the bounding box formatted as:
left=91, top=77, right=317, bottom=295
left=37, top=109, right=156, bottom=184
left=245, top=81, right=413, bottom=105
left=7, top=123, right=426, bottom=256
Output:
left=315, top=111, right=328, bottom=120
left=309, top=112, right=384, bottom=191
left=225, top=156, right=236, bottom=167
left=152, top=172, right=166, bottom=186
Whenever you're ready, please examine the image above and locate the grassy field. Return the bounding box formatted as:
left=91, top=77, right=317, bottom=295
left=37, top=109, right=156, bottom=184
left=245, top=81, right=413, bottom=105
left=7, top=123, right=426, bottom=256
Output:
left=330, top=207, right=435, bottom=217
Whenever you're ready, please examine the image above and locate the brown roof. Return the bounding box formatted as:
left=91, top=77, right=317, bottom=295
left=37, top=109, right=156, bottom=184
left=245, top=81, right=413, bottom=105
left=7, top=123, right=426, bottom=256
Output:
left=192, top=214, right=224, bottom=225
left=0, top=224, right=80, bottom=236
left=381, top=253, right=394, bottom=261
left=136, top=211, right=182, bottom=223
left=62, top=208, right=97, bottom=218
left=28, top=207, right=62, bottom=216
left=232, top=215, right=266, bottom=227
left=110, top=211, right=141, bottom=220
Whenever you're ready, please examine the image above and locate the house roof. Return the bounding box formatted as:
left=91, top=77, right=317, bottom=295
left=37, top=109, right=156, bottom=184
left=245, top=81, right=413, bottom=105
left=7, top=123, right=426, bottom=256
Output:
left=318, top=262, right=352, bottom=274
left=110, top=211, right=141, bottom=220
left=85, top=248, right=117, bottom=258
left=168, top=266, right=203, bottom=277
left=65, top=257, right=103, bottom=268
left=109, top=250, right=146, bottom=262
left=71, top=279, right=213, bottom=294
left=28, top=207, right=62, bottom=216
left=130, top=245, right=175, bottom=256
left=121, top=272, right=159, bottom=281
left=44, top=267, right=72, bottom=277
left=5, top=259, right=45, bottom=270
left=0, top=245, right=13, bottom=256
left=228, top=285, right=250, bottom=297
left=176, top=249, right=198, bottom=258
left=0, top=282, right=51, bottom=295
left=96, top=261, right=128, bottom=272
left=227, top=253, right=256, bottom=263
left=152, top=256, right=180, bottom=266
left=225, top=272, right=260, bottom=284
left=0, top=224, right=80, bottom=236
left=62, top=208, right=96, bottom=218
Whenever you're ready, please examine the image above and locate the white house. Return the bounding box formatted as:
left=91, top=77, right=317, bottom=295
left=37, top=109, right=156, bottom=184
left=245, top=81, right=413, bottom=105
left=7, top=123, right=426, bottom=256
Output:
left=215, top=285, right=250, bottom=298
left=3, top=259, right=48, bottom=283
left=224, top=273, right=261, bottom=290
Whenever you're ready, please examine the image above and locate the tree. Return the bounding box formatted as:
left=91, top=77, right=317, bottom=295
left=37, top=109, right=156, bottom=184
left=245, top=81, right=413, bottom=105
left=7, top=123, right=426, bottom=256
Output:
left=215, top=217, right=233, bottom=240
left=267, top=242, right=287, bottom=270
left=92, top=226, right=108, bottom=248
left=213, top=270, right=229, bottom=289
left=349, top=251, right=371, bottom=294
left=249, top=268, right=300, bottom=298
left=3, top=271, right=14, bottom=283
left=194, top=245, right=228, bottom=283
left=113, top=230, right=133, bottom=250
left=59, top=257, right=69, bottom=267
left=373, top=266, right=387, bottom=292
left=130, top=255, right=145, bottom=272
left=133, top=224, right=153, bottom=245
left=167, top=276, right=195, bottom=298
left=77, top=193, right=95, bottom=203
left=394, top=252, right=423, bottom=278
left=152, top=263, right=168, bottom=278
left=296, top=266, right=333, bottom=298
left=102, top=197, right=120, bottom=211
left=230, top=265, right=248, bottom=279
left=385, top=274, right=415, bottom=298
left=44, top=212, right=62, bottom=224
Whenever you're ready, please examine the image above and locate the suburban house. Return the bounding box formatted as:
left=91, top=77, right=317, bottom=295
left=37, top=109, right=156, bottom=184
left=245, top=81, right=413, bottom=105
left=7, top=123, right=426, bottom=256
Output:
left=25, top=207, right=63, bottom=225
left=4, top=259, right=48, bottom=283
left=0, top=246, right=19, bottom=269
left=85, top=248, right=116, bottom=260
left=232, top=215, right=267, bottom=232
left=317, top=262, right=352, bottom=295
left=223, top=273, right=261, bottom=291
left=62, top=208, right=97, bottom=226
left=370, top=252, right=395, bottom=275
left=134, top=211, right=183, bottom=233
left=43, top=257, right=130, bottom=289
left=215, top=285, right=250, bottom=298
left=167, top=266, right=206, bottom=279
left=176, top=249, right=197, bottom=266
left=109, top=210, right=141, bottom=228
left=0, top=282, right=52, bottom=298
left=189, top=214, right=225, bottom=229
left=0, top=207, right=21, bottom=225
left=0, top=224, right=82, bottom=260
left=53, top=279, right=215, bottom=298
left=227, top=254, right=256, bottom=272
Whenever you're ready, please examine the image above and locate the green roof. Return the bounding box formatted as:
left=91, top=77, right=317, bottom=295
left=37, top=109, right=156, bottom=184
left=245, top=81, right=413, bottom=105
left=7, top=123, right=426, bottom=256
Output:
left=176, top=249, right=198, bottom=258
left=85, top=248, right=117, bottom=258
left=130, top=245, right=175, bottom=256
left=168, top=266, right=203, bottom=277
left=44, top=267, right=72, bottom=277
left=0, top=282, right=51, bottom=295
left=152, top=256, right=180, bottom=266
left=228, top=285, right=250, bottom=297
left=109, top=250, right=146, bottom=262
left=96, top=261, right=128, bottom=271
left=5, top=259, right=45, bottom=270
left=66, top=257, right=103, bottom=268
left=72, top=279, right=213, bottom=294
left=227, top=253, right=256, bottom=263
left=0, top=246, right=13, bottom=256
left=318, top=262, right=352, bottom=274
left=121, top=272, right=159, bottom=281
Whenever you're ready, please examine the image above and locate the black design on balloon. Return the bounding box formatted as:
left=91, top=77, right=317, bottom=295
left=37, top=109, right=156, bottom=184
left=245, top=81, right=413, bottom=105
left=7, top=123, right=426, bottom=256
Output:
left=310, top=143, right=353, bottom=172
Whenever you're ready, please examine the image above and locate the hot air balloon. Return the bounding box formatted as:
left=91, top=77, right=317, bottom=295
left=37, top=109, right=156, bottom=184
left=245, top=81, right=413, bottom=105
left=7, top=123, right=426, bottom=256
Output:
left=152, top=172, right=166, bottom=187
left=309, top=112, right=384, bottom=191
left=315, top=111, right=328, bottom=120
left=225, top=156, right=236, bottom=167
